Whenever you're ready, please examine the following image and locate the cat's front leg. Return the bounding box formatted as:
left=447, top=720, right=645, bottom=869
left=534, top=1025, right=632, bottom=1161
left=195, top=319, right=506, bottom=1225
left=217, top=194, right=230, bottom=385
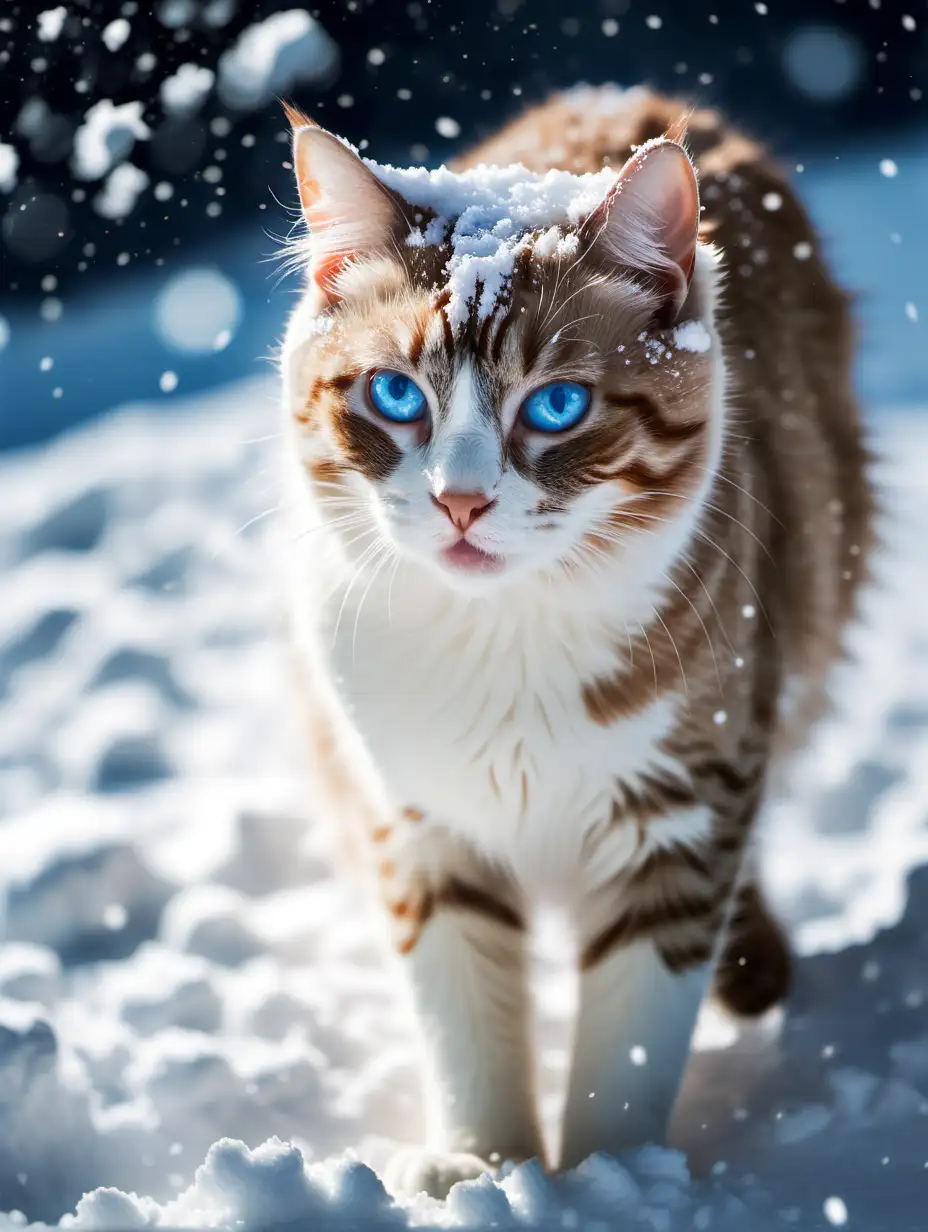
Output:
left=378, top=828, right=544, bottom=1196
left=560, top=821, right=739, bottom=1167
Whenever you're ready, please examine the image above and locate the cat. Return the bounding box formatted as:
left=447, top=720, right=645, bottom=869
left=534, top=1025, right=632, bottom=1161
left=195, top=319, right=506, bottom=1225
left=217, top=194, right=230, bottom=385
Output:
left=277, top=85, right=872, bottom=1197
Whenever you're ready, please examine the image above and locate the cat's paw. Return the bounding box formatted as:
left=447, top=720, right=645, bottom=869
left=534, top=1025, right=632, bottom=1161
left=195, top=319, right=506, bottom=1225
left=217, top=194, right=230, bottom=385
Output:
left=383, top=1146, right=493, bottom=1199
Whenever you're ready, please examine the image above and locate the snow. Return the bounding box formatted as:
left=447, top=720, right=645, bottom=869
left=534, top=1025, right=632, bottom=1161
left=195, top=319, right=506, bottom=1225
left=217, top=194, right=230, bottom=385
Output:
left=216, top=10, right=339, bottom=112
left=824, top=1195, right=849, bottom=1226
left=93, top=163, right=149, bottom=220
left=880, top=158, right=899, bottom=179
left=0, top=141, right=18, bottom=193
left=671, top=319, right=712, bottom=353
left=160, top=64, right=216, bottom=117
left=36, top=6, right=67, bottom=42
left=101, top=17, right=130, bottom=52
left=369, top=157, right=618, bottom=329
left=72, top=100, right=151, bottom=182
left=0, top=376, right=927, bottom=1227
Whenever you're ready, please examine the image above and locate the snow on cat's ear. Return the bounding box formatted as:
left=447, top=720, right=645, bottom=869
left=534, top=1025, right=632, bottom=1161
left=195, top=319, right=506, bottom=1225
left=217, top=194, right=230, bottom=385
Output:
left=584, top=138, right=700, bottom=324
left=285, top=104, right=406, bottom=300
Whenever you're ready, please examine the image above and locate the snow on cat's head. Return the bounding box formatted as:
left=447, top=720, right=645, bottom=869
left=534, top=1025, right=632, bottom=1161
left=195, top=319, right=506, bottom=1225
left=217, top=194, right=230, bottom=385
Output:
left=281, top=107, right=724, bottom=596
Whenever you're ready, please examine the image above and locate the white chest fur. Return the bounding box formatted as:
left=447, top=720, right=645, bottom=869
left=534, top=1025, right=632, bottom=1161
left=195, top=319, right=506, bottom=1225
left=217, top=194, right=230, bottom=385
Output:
left=314, top=559, right=684, bottom=892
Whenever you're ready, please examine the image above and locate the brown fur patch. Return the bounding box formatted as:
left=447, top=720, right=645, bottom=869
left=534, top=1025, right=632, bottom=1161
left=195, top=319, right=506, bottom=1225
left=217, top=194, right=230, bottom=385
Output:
left=331, top=411, right=403, bottom=483
left=435, top=877, right=525, bottom=930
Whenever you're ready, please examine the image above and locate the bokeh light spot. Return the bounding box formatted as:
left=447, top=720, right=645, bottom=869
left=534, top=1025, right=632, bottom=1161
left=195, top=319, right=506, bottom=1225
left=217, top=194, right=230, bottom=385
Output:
left=782, top=25, right=865, bottom=101
left=154, top=267, right=242, bottom=355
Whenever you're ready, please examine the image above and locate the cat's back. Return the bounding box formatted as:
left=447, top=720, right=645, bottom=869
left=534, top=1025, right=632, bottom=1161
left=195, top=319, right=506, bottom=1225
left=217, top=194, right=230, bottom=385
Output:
left=459, top=85, right=873, bottom=718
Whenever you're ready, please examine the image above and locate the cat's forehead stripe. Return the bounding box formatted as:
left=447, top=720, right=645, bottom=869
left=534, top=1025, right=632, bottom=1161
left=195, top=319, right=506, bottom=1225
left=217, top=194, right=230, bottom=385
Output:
left=368, top=155, right=615, bottom=334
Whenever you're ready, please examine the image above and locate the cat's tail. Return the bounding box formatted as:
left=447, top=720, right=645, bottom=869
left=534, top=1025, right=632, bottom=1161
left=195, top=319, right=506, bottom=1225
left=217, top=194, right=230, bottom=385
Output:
left=713, top=881, right=792, bottom=1018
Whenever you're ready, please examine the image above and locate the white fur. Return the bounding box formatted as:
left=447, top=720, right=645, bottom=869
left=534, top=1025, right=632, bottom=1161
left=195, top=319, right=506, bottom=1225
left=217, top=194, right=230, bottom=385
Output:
left=401, top=908, right=541, bottom=1158
left=560, top=940, right=712, bottom=1166
left=281, top=245, right=730, bottom=1166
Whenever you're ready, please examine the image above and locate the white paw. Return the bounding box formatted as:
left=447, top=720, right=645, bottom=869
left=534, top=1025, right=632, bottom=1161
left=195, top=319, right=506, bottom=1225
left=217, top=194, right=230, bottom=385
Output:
left=383, top=1146, right=493, bottom=1199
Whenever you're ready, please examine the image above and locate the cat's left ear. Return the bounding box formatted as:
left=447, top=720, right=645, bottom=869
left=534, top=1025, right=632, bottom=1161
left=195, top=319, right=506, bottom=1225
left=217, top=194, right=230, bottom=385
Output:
left=583, top=138, right=700, bottom=324
left=285, top=104, right=408, bottom=300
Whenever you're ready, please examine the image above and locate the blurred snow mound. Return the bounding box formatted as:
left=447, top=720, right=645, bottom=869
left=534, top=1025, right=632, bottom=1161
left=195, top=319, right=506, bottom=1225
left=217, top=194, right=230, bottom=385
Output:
left=217, top=11, right=340, bottom=112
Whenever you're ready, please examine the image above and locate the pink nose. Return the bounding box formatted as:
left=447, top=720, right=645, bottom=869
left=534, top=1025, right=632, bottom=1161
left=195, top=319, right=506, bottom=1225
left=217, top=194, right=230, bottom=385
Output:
left=432, top=490, right=495, bottom=532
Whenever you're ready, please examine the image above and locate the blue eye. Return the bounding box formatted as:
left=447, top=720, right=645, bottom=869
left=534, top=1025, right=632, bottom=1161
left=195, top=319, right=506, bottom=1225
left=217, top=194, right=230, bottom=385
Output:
left=520, top=382, right=590, bottom=433
left=368, top=370, right=427, bottom=423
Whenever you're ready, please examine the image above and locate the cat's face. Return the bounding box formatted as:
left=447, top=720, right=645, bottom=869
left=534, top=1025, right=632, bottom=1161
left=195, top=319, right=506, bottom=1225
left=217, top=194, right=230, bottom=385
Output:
left=284, top=114, right=724, bottom=596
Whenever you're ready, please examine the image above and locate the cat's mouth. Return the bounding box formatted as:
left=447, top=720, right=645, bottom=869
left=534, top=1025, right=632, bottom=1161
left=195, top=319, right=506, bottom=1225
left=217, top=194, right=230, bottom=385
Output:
left=441, top=538, right=505, bottom=574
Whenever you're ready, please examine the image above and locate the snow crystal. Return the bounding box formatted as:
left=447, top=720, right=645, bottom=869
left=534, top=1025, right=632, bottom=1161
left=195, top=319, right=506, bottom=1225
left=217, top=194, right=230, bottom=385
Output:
left=880, top=158, right=898, bottom=178
left=793, top=240, right=813, bottom=260
left=671, top=320, right=712, bottom=353
left=367, top=47, right=386, bottom=66
left=824, top=1195, right=849, bottom=1226
left=435, top=116, right=461, bottom=139
left=762, top=191, right=782, bottom=211
left=646, top=14, right=663, bottom=29
left=93, top=163, right=149, bottom=220
left=160, top=63, right=215, bottom=116
left=154, top=267, right=242, bottom=355
left=630, top=1045, right=648, bottom=1066
left=0, top=141, right=18, bottom=193
left=72, top=100, right=151, bottom=181
left=906, top=302, right=919, bottom=323
left=902, top=14, right=916, bottom=31
left=217, top=10, right=339, bottom=112
left=602, top=18, right=619, bottom=35
left=0, top=315, right=8, bottom=351
left=159, top=371, right=178, bottom=393
left=36, top=6, right=66, bottom=41
left=102, top=17, right=130, bottom=52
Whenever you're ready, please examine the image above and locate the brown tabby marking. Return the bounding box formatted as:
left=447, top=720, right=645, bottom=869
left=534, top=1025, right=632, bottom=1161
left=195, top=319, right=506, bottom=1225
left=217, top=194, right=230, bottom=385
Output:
left=388, top=875, right=525, bottom=957
left=332, top=411, right=403, bottom=484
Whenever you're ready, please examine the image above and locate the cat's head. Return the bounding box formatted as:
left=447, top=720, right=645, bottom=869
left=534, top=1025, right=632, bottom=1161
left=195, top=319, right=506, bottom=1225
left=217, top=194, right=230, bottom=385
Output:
left=282, top=109, right=725, bottom=597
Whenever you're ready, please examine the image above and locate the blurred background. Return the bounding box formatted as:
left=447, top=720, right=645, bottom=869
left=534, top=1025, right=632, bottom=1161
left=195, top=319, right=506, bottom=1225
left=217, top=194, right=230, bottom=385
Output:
left=0, top=0, right=925, bottom=450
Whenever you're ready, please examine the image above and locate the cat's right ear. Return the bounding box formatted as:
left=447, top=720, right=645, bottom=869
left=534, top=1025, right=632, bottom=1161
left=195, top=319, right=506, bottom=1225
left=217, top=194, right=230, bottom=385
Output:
left=582, top=137, right=700, bottom=324
left=285, top=104, right=406, bottom=300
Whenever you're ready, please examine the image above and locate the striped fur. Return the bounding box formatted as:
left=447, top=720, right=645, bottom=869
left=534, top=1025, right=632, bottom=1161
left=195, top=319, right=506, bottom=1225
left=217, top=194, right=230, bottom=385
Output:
left=279, top=86, right=873, bottom=1187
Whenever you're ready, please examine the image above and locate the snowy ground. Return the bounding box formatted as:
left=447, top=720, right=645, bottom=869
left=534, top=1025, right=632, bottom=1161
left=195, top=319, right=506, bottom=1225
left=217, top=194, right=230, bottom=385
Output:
left=1, top=379, right=928, bottom=1230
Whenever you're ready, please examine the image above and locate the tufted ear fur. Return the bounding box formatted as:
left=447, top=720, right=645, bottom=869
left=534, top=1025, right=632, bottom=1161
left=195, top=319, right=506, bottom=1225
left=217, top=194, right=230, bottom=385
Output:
left=285, top=104, right=409, bottom=300
left=582, top=138, right=700, bottom=324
